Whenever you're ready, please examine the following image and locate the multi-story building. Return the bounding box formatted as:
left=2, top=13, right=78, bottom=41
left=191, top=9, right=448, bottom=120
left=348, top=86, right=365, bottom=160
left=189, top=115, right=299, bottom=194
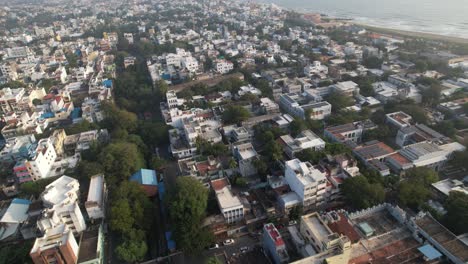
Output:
left=324, top=122, right=365, bottom=143
left=0, top=88, right=26, bottom=113
left=279, top=93, right=331, bottom=120
left=26, top=138, right=57, bottom=181
left=85, top=175, right=106, bottom=220
left=30, top=224, right=79, bottom=264
left=211, top=178, right=244, bottom=224
left=263, top=223, right=289, bottom=264
left=284, top=159, right=328, bottom=208
left=0, top=62, right=18, bottom=81
left=38, top=176, right=86, bottom=235
left=385, top=111, right=413, bottom=129
left=215, top=59, right=234, bottom=74
left=299, top=212, right=351, bottom=253
left=304, top=61, right=328, bottom=77
left=232, top=143, right=258, bottom=177
left=279, top=130, right=326, bottom=158
left=6, top=46, right=32, bottom=58
left=181, top=56, right=199, bottom=73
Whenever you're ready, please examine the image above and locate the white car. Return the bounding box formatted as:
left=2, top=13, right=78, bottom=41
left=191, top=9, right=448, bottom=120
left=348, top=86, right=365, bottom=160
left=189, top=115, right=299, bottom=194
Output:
left=208, top=244, right=220, bottom=250
left=223, top=239, right=235, bottom=246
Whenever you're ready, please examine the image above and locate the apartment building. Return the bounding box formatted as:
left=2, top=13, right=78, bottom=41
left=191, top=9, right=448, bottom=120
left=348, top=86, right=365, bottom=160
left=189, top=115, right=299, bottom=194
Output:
left=279, top=130, right=326, bottom=158
left=0, top=87, right=26, bottom=113
left=211, top=178, right=244, bottom=224
left=263, top=223, right=289, bottom=264
left=279, top=93, right=331, bottom=120
left=299, top=212, right=351, bottom=253
left=284, top=159, right=328, bottom=208
left=324, top=122, right=365, bottom=143
left=304, top=61, right=328, bottom=77
left=232, top=143, right=258, bottom=177
left=215, top=59, right=234, bottom=74
left=38, top=176, right=86, bottom=235
left=25, top=138, right=57, bottom=181
left=30, top=225, right=79, bottom=264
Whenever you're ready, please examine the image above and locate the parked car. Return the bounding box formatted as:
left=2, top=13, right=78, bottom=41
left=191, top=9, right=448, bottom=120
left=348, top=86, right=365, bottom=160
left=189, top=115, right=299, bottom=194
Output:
left=208, top=244, right=219, bottom=250
left=288, top=220, right=297, bottom=226
left=223, top=239, right=235, bottom=246
left=240, top=246, right=249, bottom=253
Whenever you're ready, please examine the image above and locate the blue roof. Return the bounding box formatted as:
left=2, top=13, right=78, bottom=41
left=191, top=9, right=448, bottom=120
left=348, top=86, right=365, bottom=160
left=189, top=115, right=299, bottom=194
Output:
left=130, top=169, right=158, bottom=186
left=158, top=180, right=165, bottom=200
left=71, top=108, right=81, bottom=119
left=41, top=112, right=55, bottom=119
left=103, top=79, right=113, bottom=88
left=165, top=231, right=176, bottom=250
left=418, top=245, right=442, bottom=260
left=12, top=198, right=31, bottom=205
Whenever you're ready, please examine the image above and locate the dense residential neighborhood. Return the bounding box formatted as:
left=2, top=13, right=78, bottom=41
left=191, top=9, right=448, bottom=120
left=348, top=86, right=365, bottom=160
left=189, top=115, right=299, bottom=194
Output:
left=0, top=0, right=468, bottom=263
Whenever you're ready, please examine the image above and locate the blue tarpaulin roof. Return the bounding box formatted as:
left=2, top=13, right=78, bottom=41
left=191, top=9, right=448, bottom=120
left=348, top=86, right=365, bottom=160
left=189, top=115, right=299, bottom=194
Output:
left=71, top=108, right=81, bottom=119
left=165, top=231, right=176, bottom=250
left=41, top=112, right=55, bottom=119
left=103, top=79, right=113, bottom=88
left=12, top=198, right=31, bottom=205
left=158, top=180, right=165, bottom=200
left=418, top=245, right=442, bottom=260
left=130, top=169, right=158, bottom=186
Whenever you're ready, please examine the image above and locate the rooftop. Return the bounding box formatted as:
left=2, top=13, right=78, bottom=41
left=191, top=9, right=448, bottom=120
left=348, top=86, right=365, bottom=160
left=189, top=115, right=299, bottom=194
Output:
left=130, top=169, right=157, bottom=186
left=77, top=228, right=101, bottom=263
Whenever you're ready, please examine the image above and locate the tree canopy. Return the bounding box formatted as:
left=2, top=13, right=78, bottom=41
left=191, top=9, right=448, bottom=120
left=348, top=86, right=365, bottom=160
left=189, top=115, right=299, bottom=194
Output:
left=341, top=176, right=385, bottom=209
left=168, top=177, right=213, bottom=254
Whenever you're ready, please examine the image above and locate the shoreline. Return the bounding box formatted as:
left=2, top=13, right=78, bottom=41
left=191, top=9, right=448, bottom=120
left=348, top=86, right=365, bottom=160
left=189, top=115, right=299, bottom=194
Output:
left=352, top=23, right=468, bottom=45
left=264, top=1, right=468, bottom=45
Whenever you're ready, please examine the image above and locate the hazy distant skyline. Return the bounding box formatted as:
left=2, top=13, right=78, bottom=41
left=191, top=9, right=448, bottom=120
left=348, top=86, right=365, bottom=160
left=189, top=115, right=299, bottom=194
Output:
left=259, top=0, right=468, bottom=39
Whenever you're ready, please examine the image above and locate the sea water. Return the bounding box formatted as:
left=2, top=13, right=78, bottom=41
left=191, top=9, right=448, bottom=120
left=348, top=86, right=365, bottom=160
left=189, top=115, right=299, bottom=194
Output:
left=258, top=0, right=468, bottom=39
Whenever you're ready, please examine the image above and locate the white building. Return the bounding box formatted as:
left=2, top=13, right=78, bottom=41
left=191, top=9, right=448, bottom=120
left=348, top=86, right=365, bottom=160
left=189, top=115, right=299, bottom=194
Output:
left=181, top=56, right=199, bottom=73
left=0, top=88, right=26, bottom=113
left=284, top=159, right=328, bottom=208
left=215, top=59, right=234, bottom=74
left=304, top=61, right=328, bottom=77
left=279, top=130, right=326, bottom=158
left=85, top=174, right=106, bottom=220
left=333, top=81, right=359, bottom=96
left=279, top=93, right=332, bottom=121
left=38, top=176, right=86, bottom=235
left=25, top=138, right=57, bottom=181
left=6, top=47, right=32, bottom=58
left=211, top=178, right=244, bottom=224
left=123, top=33, right=134, bottom=44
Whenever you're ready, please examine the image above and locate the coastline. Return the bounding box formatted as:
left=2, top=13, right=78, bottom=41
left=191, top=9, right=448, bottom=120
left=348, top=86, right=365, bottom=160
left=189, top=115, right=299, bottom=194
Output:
left=265, top=1, right=468, bottom=45
left=352, top=22, right=468, bottom=45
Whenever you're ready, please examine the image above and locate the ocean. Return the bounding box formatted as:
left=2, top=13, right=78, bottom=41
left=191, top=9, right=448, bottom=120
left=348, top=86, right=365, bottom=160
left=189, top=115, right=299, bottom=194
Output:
left=257, top=0, right=468, bottom=39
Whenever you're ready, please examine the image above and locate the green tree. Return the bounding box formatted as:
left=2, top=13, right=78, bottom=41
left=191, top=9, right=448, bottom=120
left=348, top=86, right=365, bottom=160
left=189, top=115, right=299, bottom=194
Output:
left=110, top=199, right=135, bottom=235
left=169, top=177, right=213, bottom=254
left=341, top=176, right=385, bottom=209
left=115, top=239, right=148, bottom=263
left=222, top=105, right=251, bottom=124
left=98, top=142, right=145, bottom=185
left=397, top=167, right=439, bottom=209
left=264, top=140, right=283, bottom=162
left=325, top=91, right=354, bottom=112
left=443, top=191, right=468, bottom=235
left=289, top=205, right=303, bottom=221
left=102, top=103, right=138, bottom=133
left=289, top=119, right=307, bottom=137
left=295, top=149, right=325, bottom=164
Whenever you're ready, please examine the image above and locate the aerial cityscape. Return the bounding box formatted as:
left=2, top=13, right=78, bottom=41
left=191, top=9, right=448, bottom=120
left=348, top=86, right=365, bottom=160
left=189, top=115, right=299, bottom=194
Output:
left=0, top=0, right=468, bottom=264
